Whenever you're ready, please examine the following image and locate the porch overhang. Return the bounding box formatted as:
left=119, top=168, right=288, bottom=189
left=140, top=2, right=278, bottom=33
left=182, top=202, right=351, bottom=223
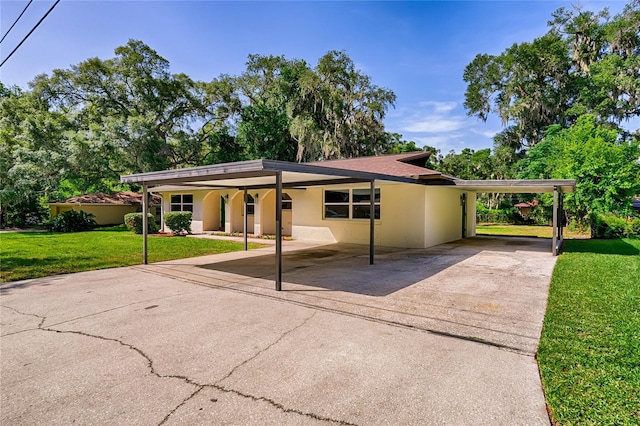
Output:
left=120, top=159, right=416, bottom=188
left=452, top=179, right=576, bottom=193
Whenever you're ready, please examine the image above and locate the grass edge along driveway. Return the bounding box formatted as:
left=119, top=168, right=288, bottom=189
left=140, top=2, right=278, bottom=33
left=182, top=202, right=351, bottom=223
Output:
left=538, top=238, right=640, bottom=425
left=1, top=228, right=265, bottom=282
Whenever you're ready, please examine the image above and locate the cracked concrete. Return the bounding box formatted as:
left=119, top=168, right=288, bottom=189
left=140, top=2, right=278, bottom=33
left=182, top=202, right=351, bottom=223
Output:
left=1, top=237, right=553, bottom=425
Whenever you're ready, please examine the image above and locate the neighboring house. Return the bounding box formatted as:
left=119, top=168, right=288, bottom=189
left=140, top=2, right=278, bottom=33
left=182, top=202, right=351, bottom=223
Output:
left=143, top=152, right=574, bottom=250
left=514, top=200, right=539, bottom=219
left=49, top=192, right=161, bottom=226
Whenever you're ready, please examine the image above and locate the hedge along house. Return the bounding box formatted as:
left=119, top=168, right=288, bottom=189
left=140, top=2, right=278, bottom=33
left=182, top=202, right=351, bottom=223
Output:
left=121, top=152, right=575, bottom=291
left=49, top=191, right=161, bottom=226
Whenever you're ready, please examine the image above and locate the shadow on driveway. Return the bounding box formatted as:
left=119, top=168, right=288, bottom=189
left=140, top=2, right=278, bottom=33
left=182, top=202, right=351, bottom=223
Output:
left=197, top=236, right=551, bottom=297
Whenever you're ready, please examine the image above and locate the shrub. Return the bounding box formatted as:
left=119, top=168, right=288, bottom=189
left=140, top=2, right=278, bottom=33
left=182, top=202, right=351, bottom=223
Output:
left=627, top=217, right=640, bottom=238
left=124, top=213, right=159, bottom=234
left=164, top=211, right=192, bottom=235
left=49, top=210, right=97, bottom=232
left=591, top=213, right=640, bottom=239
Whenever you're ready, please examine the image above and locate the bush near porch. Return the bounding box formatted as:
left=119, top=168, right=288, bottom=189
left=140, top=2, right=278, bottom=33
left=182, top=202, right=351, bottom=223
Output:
left=163, top=211, right=192, bottom=235
left=124, top=213, right=160, bottom=234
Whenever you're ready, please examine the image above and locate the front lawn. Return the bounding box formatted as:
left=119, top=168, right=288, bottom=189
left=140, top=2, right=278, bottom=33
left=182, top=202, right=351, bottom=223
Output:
left=538, top=238, right=640, bottom=425
left=476, top=224, right=589, bottom=239
left=0, top=227, right=265, bottom=282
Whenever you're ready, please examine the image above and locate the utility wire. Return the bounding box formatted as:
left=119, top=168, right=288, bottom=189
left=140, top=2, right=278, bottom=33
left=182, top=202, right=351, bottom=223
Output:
left=0, top=0, right=60, bottom=68
left=0, top=0, right=33, bottom=44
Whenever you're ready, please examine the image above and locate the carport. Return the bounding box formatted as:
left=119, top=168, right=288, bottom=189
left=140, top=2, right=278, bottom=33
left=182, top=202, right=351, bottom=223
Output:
left=121, top=159, right=417, bottom=291
left=121, top=160, right=575, bottom=291
left=453, top=179, right=576, bottom=255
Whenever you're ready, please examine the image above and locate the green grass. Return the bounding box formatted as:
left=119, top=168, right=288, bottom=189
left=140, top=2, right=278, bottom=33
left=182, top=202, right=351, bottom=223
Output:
left=538, top=239, right=640, bottom=425
left=0, top=227, right=266, bottom=282
left=476, top=223, right=589, bottom=239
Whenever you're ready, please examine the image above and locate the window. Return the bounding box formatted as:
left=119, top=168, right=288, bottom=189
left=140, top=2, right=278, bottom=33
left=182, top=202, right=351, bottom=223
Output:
left=282, top=193, right=292, bottom=210
left=244, top=194, right=255, bottom=215
left=170, top=194, right=193, bottom=212
left=323, top=188, right=380, bottom=220
left=324, top=190, right=350, bottom=218
left=352, top=189, right=380, bottom=219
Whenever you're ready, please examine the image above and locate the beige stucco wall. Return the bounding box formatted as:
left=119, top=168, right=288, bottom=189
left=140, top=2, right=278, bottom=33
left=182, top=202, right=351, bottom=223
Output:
left=291, top=182, right=428, bottom=248
left=155, top=184, right=474, bottom=247
left=254, top=189, right=293, bottom=236
left=423, top=187, right=473, bottom=247
left=202, top=191, right=222, bottom=232
left=50, top=204, right=138, bottom=225
left=467, top=192, right=477, bottom=237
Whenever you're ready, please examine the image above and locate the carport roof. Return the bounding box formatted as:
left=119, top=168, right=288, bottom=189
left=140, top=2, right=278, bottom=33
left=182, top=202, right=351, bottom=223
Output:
left=121, top=158, right=430, bottom=188
left=121, top=158, right=575, bottom=194
left=453, top=179, right=575, bottom=193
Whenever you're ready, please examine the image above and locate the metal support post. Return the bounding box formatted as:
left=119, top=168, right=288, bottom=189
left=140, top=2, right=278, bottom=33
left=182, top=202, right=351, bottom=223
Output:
left=552, top=186, right=558, bottom=256
left=275, top=172, right=283, bottom=291
left=370, top=180, right=375, bottom=265
left=142, top=184, right=148, bottom=265
left=243, top=188, right=248, bottom=251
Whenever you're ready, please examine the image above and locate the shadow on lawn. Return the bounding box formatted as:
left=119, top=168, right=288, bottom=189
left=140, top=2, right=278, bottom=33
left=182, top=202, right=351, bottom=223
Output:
left=564, top=238, right=640, bottom=256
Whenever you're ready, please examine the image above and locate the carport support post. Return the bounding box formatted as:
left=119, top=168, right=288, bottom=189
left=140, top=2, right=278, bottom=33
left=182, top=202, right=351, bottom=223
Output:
left=243, top=188, right=248, bottom=251
left=142, top=184, right=148, bottom=265
left=275, top=171, right=282, bottom=291
left=370, top=179, right=375, bottom=265
left=552, top=186, right=558, bottom=256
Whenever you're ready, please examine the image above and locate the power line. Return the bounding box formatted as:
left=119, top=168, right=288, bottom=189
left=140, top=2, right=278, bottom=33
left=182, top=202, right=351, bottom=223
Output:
left=0, top=0, right=33, bottom=45
left=0, top=0, right=61, bottom=68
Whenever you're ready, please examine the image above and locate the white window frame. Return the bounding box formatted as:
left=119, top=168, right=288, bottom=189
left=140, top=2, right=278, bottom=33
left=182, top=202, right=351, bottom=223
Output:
left=170, top=194, right=193, bottom=212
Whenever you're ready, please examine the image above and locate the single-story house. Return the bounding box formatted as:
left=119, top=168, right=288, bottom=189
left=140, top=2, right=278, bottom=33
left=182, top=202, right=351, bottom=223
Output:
left=49, top=191, right=161, bottom=226
left=514, top=200, right=539, bottom=219
left=121, top=152, right=575, bottom=290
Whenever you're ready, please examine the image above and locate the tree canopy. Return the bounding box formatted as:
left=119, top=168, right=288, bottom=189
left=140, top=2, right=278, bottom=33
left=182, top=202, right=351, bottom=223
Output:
left=464, top=1, right=640, bottom=151
left=0, top=41, right=401, bottom=225
left=2, top=2, right=639, bottom=227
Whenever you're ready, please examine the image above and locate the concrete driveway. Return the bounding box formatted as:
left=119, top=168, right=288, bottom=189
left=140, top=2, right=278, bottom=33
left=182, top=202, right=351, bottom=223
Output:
left=1, top=236, right=554, bottom=425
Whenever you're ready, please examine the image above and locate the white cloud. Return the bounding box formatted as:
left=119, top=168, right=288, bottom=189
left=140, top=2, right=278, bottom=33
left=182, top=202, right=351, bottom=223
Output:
left=413, top=135, right=450, bottom=145
left=470, top=128, right=498, bottom=138
left=400, top=100, right=466, bottom=133
left=387, top=99, right=497, bottom=154
left=418, top=101, right=457, bottom=114
left=402, top=116, right=467, bottom=133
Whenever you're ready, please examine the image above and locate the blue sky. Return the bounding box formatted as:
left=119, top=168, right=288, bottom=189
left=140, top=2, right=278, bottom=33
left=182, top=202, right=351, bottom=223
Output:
left=0, top=0, right=632, bottom=154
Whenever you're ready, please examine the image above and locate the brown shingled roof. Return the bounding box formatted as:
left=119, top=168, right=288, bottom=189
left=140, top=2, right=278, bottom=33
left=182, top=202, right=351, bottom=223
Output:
left=309, top=152, right=442, bottom=178
left=61, top=191, right=161, bottom=205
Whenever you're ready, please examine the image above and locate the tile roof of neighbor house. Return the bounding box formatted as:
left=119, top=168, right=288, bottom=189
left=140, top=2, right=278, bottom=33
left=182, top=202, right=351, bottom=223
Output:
left=309, top=152, right=443, bottom=179
left=56, top=191, right=161, bottom=205
left=514, top=200, right=539, bottom=208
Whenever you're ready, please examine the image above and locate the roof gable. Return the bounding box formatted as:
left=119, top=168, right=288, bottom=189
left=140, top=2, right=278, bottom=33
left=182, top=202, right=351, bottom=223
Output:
left=308, top=152, right=442, bottom=179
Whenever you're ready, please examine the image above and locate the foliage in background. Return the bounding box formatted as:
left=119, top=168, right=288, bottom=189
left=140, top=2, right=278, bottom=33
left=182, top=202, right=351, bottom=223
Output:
left=124, top=213, right=159, bottom=234
left=464, top=1, right=640, bottom=151
left=48, top=210, right=97, bottom=233
left=1, top=42, right=403, bottom=226
left=1, top=2, right=639, bottom=227
left=519, top=115, right=640, bottom=223
left=163, top=211, right=193, bottom=235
